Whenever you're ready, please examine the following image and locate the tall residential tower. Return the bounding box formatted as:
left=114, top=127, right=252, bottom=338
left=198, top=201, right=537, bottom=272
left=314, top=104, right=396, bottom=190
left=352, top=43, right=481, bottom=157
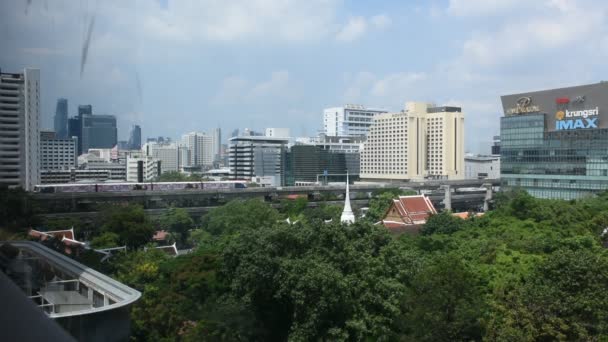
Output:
left=0, top=68, right=40, bottom=190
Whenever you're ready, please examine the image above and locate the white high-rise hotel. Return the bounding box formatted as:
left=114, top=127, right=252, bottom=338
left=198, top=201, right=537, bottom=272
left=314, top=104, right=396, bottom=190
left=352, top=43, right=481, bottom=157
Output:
left=360, top=102, right=465, bottom=181
left=323, top=104, right=387, bottom=137
left=0, top=68, right=40, bottom=190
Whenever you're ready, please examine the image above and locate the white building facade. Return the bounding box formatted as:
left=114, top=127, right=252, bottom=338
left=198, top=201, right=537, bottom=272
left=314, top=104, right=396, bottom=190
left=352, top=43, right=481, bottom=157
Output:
left=143, top=142, right=182, bottom=174
left=360, top=102, right=465, bottom=181
left=265, top=128, right=291, bottom=138
left=465, top=155, right=500, bottom=180
left=40, top=131, right=77, bottom=170
left=126, top=155, right=160, bottom=182
left=0, top=68, right=40, bottom=190
left=181, top=132, right=214, bottom=168
left=323, top=105, right=387, bottom=137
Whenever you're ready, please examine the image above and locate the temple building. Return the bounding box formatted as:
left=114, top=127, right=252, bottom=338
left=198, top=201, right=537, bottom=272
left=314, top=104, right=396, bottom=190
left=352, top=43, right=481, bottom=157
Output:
left=379, top=195, right=436, bottom=233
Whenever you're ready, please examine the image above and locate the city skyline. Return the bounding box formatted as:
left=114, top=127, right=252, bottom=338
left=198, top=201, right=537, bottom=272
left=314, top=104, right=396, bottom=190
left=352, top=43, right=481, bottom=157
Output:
left=2, top=0, right=608, bottom=153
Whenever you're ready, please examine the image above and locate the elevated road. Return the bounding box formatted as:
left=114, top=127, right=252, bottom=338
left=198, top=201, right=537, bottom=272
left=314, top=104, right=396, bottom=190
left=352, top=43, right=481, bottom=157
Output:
left=32, top=179, right=500, bottom=215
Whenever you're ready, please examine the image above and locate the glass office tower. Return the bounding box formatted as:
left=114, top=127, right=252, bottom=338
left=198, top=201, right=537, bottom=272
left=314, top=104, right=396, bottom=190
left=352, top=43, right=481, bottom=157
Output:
left=53, top=98, right=68, bottom=139
left=500, top=82, right=608, bottom=199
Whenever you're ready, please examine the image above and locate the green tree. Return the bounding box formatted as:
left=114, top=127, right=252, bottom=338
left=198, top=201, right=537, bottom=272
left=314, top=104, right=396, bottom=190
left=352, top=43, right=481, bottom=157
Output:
left=487, top=248, right=608, bottom=341
left=402, top=253, right=485, bottom=341
left=99, top=204, right=154, bottom=249
left=160, top=207, right=194, bottom=247
left=280, top=196, right=308, bottom=220
left=0, top=186, right=40, bottom=233
left=421, top=211, right=467, bottom=235
left=201, top=199, right=280, bottom=236
left=90, top=231, right=120, bottom=249
left=221, top=220, right=415, bottom=341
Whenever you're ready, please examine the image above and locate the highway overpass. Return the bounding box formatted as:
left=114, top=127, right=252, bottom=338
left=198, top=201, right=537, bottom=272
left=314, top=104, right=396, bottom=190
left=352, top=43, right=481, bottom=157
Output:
left=33, top=179, right=500, bottom=218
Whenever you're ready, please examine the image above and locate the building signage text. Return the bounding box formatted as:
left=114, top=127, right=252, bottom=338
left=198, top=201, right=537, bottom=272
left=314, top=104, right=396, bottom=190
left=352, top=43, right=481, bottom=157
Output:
left=555, top=107, right=600, bottom=130
left=506, top=96, right=540, bottom=115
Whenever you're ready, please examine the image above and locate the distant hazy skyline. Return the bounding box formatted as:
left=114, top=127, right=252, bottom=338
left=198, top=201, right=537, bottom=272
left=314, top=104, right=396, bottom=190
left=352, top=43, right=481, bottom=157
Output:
left=2, top=0, right=608, bottom=153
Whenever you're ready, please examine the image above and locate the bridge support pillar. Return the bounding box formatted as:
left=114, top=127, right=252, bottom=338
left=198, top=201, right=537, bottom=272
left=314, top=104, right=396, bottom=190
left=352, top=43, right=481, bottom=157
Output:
left=442, top=185, right=452, bottom=211
left=483, top=183, right=492, bottom=212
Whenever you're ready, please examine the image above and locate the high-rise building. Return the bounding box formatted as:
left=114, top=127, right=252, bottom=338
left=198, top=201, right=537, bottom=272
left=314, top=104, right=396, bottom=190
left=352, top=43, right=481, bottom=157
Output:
left=40, top=130, right=77, bottom=170
left=211, top=127, right=221, bottom=162
left=181, top=132, right=213, bottom=167
left=67, top=117, right=82, bottom=154
left=128, top=125, right=141, bottom=150
left=81, top=114, right=117, bottom=153
left=360, top=102, right=465, bottom=181
left=53, top=98, right=68, bottom=139
left=78, top=104, right=92, bottom=116
left=229, top=136, right=288, bottom=186
left=500, top=82, right=608, bottom=199
left=491, top=135, right=501, bottom=155
left=323, top=104, right=388, bottom=137
left=0, top=68, right=40, bottom=191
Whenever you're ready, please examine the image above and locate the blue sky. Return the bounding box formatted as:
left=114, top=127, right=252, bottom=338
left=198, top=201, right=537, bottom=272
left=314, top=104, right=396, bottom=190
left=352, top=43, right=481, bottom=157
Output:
left=1, top=0, right=608, bottom=153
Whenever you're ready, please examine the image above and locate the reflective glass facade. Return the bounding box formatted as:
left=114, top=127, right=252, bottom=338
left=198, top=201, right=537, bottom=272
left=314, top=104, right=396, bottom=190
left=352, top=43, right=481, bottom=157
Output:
left=501, top=113, right=608, bottom=199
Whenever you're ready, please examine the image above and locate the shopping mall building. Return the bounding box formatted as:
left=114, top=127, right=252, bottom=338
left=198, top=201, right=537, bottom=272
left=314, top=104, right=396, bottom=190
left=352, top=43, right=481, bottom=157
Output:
left=500, top=82, right=608, bottom=199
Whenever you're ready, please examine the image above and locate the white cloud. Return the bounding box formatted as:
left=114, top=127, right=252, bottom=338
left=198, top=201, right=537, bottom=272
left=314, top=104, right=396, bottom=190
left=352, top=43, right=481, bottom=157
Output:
left=214, top=71, right=293, bottom=104
left=343, top=72, right=376, bottom=101
left=336, top=16, right=368, bottom=42
left=249, top=71, right=290, bottom=99
left=457, top=1, right=607, bottom=67
left=335, top=14, right=391, bottom=42
left=135, top=0, right=340, bottom=42
left=371, top=72, right=427, bottom=98
left=447, top=0, right=530, bottom=16
left=370, top=14, right=392, bottom=30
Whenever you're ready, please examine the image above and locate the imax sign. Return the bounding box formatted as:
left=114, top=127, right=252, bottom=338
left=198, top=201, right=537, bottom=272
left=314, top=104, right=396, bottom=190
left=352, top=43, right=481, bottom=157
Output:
left=555, top=107, right=599, bottom=131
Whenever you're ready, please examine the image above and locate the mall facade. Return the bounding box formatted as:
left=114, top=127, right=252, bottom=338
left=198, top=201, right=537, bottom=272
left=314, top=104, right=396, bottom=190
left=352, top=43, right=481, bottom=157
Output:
left=500, top=82, right=608, bottom=199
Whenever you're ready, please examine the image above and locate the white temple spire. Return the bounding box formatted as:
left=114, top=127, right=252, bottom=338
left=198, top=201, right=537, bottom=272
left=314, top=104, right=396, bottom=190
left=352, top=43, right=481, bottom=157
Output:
left=340, top=172, right=355, bottom=224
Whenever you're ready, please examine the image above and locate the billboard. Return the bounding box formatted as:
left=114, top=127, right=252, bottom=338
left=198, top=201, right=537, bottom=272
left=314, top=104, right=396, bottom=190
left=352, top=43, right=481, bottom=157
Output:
left=500, top=82, right=608, bottom=132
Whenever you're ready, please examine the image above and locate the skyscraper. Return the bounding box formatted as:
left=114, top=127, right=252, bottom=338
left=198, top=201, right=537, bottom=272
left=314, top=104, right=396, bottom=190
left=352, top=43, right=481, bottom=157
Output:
left=81, top=114, right=117, bottom=153
left=78, top=104, right=92, bottom=116
left=0, top=68, right=40, bottom=190
left=128, top=125, right=142, bottom=150
left=53, top=98, right=68, bottom=139
left=67, top=117, right=82, bottom=154
left=211, top=127, right=221, bottom=162
left=182, top=132, right=214, bottom=167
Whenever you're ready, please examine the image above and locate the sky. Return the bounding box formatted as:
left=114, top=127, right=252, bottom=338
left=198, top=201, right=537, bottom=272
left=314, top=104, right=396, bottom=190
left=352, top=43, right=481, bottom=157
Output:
left=1, top=0, right=608, bottom=153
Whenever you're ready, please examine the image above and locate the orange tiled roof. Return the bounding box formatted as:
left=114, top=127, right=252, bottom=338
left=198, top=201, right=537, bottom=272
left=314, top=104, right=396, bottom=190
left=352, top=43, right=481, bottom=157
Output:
left=386, top=195, right=437, bottom=226
left=452, top=212, right=484, bottom=219
left=153, top=230, right=169, bottom=241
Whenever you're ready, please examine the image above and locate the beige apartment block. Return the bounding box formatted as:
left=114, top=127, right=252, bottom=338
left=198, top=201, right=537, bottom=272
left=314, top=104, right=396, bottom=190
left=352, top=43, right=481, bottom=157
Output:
left=360, top=102, right=464, bottom=181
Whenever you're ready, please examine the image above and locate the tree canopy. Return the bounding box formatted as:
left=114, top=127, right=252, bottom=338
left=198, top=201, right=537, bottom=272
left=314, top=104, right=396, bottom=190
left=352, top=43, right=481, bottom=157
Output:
left=67, top=189, right=608, bottom=341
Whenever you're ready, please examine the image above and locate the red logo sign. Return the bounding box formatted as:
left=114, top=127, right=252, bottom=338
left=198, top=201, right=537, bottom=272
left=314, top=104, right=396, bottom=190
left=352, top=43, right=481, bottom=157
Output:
left=556, top=97, right=570, bottom=104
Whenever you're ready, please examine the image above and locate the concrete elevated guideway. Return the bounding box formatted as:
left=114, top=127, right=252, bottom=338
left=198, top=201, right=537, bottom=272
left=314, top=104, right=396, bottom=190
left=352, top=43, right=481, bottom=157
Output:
left=32, top=179, right=500, bottom=216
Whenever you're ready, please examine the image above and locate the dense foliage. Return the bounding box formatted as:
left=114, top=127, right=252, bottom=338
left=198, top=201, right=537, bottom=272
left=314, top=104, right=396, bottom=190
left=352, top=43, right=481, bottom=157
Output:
left=0, top=186, right=40, bottom=237
left=74, top=190, right=608, bottom=341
